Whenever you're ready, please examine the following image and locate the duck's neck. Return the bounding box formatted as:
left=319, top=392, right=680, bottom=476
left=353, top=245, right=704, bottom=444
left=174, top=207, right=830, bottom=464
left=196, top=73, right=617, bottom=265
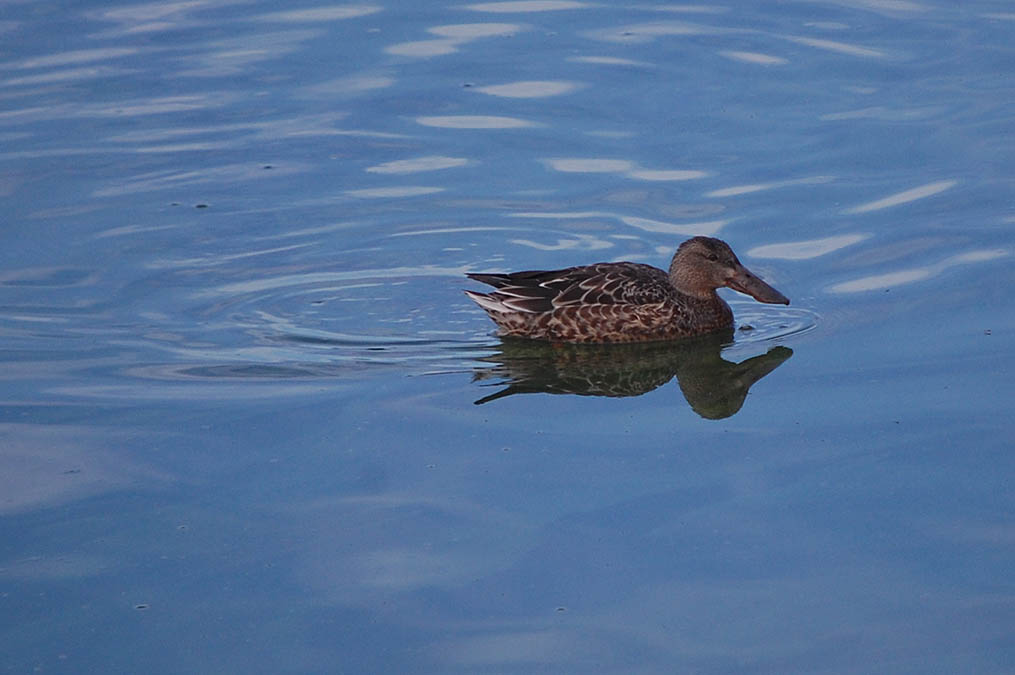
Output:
left=671, top=284, right=735, bottom=330
left=668, top=265, right=718, bottom=301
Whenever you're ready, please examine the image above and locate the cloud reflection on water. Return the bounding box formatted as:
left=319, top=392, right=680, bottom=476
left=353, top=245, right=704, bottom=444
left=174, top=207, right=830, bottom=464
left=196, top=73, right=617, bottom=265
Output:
left=706, top=176, right=834, bottom=198
left=719, top=50, right=788, bottom=65
left=417, top=115, right=538, bottom=128
left=0, top=66, right=137, bottom=87
left=303, top=74, right=395, bottom=97
left=544, top=158, right=709, bottom=182
left=844, top=180, right=957, bottom=214
left=779, top=34, right=886, bottom=58
left=0, top=47, right=139, bottom=69
left=465, top=1, right=589, bottom=11
left=509, top=234, right=614, bottom=251
left=828, top=248, right=1008, bottom=293
left=346, top=186, right=445, bottom=198
left=568, top=55, right=652, bottom=67
left=385, top=39, right=461, bottom=57
left=475, top=80, right=583, bottom=98
left=251, top=5, right=382, bottom=22
left=0, top=424, right=170, bottom=515
left=366, top=156, right=470, bottom=174
left=509, top=210, right=728, bottom=238
left=748, top=234, right=869, bottom=260
left=387, top=22, right=523, bottom=57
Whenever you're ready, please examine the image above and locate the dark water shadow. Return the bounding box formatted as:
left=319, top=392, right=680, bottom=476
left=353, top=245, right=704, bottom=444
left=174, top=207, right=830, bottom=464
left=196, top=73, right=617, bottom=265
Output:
left=472, top=330, right=793, bottom=419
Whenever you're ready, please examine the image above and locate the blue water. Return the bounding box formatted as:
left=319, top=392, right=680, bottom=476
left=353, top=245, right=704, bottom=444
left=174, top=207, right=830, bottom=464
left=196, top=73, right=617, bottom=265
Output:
left=2, top=1, right=1014, bottom=672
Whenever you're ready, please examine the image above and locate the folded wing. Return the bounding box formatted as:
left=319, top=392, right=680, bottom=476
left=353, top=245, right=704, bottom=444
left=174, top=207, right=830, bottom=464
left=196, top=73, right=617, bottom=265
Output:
left=466, top=262, right=673, bottom=313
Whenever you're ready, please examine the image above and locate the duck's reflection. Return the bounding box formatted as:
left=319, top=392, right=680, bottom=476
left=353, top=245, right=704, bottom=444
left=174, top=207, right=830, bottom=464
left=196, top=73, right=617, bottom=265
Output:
left=472, top=330, right=792, bottom=419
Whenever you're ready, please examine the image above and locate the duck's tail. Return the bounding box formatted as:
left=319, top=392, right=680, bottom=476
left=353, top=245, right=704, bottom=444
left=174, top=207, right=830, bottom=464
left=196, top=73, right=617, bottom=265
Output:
left=464, top=290, right=511, bottom=314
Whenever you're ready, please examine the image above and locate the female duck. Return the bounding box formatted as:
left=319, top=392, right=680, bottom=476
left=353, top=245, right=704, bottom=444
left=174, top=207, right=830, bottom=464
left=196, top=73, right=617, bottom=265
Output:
left=465, top=236, right=789, bottom=343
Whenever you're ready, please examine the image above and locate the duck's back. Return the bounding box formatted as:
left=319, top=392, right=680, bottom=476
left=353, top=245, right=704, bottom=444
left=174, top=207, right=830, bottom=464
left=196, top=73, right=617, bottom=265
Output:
left=467, top=262, right=734, bottom=342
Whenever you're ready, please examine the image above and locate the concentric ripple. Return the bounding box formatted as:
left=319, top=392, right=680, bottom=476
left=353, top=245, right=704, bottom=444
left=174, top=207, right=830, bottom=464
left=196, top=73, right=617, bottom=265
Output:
left=728, top=302, right=819, bottom=345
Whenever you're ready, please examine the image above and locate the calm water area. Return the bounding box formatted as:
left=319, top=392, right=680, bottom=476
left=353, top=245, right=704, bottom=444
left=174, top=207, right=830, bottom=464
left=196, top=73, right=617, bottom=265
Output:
left=2, top=1, right=1014, bottom=672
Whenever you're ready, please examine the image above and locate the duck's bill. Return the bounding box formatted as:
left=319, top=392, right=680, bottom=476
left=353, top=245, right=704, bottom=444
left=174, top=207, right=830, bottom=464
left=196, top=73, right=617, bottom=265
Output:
left=727, top=265, right=790, bottom=305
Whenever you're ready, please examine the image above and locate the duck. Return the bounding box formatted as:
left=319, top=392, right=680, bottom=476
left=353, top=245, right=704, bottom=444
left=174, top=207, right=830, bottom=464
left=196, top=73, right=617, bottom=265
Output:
left=465, top=236, right=789, bottom=343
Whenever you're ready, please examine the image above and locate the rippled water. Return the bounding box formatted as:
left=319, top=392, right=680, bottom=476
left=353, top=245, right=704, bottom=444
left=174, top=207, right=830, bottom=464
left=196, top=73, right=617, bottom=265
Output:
left=2, top=1, right=1014, bottom=672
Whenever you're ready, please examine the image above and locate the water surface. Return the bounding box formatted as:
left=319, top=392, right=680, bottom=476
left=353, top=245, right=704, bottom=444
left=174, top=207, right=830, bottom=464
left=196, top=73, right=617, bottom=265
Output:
left=2, top=1, right=1014, bottom=672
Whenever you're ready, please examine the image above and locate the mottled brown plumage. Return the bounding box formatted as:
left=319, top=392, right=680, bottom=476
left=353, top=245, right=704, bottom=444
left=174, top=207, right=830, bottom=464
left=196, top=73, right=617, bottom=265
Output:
left=465, top=236, right=789, bottom=343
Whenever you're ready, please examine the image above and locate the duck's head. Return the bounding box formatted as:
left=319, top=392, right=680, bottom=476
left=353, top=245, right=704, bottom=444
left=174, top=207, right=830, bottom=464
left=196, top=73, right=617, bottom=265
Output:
left=669, top=236, right=790, bottom=305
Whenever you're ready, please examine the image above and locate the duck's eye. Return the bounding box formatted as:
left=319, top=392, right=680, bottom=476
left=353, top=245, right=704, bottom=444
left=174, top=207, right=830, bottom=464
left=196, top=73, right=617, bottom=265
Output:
left=707, top=253, right=719, bottom=262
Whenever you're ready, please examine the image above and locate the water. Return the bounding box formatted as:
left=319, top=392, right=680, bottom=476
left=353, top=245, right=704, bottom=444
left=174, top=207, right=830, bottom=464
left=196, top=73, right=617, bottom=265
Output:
left=2, top=1, right=1014, bottom=672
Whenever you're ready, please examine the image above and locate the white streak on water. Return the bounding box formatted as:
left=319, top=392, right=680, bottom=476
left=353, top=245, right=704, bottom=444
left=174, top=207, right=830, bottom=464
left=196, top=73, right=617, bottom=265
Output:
left=544, top=157, right=709, bottom=181
left=416, top=115, right=537, bottom=128
left=386, top=39, right=460, bottom=57
left=346, top=186, right=444, bottom=198
left=0, top=47, right=139, bottom=69
left=845, top=180, right=956, bottom=214
left=465, top=1, right=588, bottom=11
left=389, top=227, right=518, bottom=237
left=719, top=50, right=788, bottom=65
left=748, top=234, right=869, bottom=260
left=367, top=156, right=470, bottom=174
left=510, top=211, right=609, bottom=219
left=428, top=23, right=522, bottom=38
left=829, top=249, right=1008, bottom=293
left=387, top=22, right=522, bottom=57
left=200, top=266, right=475, bottom=297
left=568, top=56, right=651, bottom=66
left=706, top=174, right=836, bottom=198
left=475, top=80, right=582, bottom=97
left=621, top=216, right=727, bottom=236
left=510, top=235, right=613, bottom=251
left=545, top=158, right=634, bottom=173
left=627, top=169, right=709, bottom=181
left=781, top=35, right=885, bottom=58
left=507, top=211, right=726, bottom=236
left=252, top=6, right=382, bottom=22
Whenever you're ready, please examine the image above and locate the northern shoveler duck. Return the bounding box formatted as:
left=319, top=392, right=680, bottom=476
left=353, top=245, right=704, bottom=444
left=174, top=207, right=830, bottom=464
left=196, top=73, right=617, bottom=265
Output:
left=465, top=236, right=789, bottom=343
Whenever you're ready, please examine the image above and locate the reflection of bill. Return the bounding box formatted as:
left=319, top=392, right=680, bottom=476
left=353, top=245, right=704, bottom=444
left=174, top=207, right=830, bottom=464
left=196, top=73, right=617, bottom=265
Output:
left=471, top=330, right=792, bottom=420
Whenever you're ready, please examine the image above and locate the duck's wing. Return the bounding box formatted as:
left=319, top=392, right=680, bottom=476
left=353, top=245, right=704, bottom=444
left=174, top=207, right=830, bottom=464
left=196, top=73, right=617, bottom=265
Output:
left=467, top=262, right=672, bottom=313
